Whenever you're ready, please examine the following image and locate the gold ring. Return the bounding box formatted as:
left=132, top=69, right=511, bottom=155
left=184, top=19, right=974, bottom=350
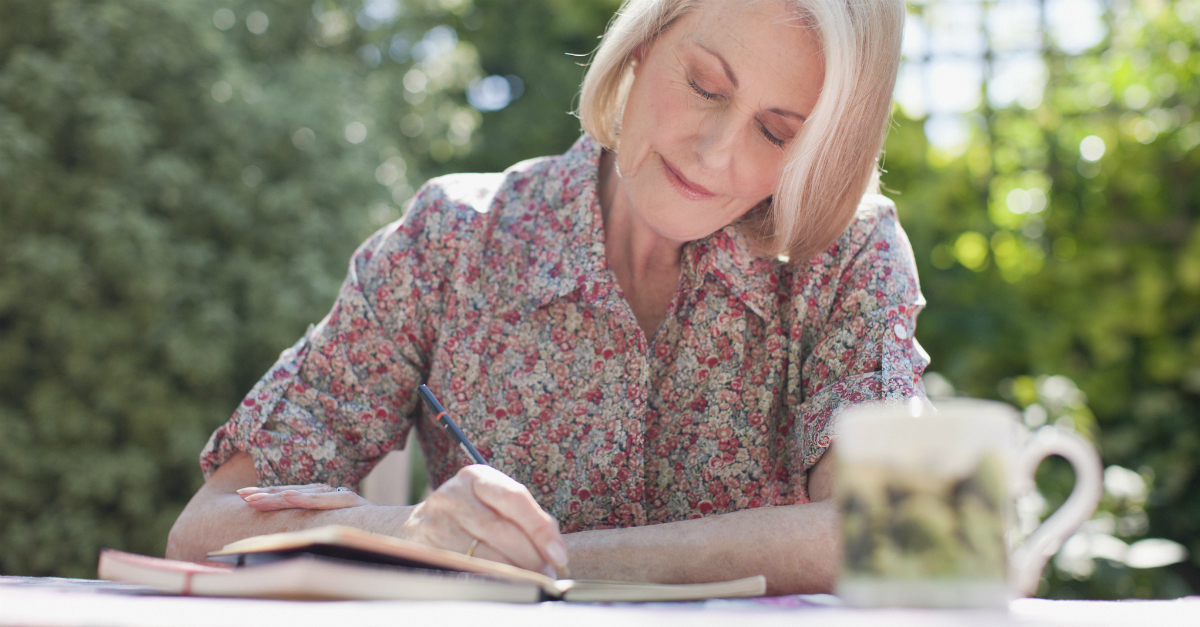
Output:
left=465, top=538, right=480, bottom=558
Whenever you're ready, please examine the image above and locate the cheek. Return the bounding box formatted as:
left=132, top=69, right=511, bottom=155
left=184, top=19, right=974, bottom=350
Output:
left=650, top=83, right=701, bottom=146
left=731, top=152, right=784, bottom=200
left=619, top=71, right=696, bottom=169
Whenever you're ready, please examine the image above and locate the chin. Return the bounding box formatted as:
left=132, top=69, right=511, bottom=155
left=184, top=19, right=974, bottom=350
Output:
left=656, top=194, right=750, bottom=242
left=641, top=201, right=731, bottom=243
left=618, top=150, right=752, bottom=243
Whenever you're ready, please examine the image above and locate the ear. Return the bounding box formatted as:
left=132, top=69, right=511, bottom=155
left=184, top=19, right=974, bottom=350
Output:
left=631, top=42, right=649, bottom=64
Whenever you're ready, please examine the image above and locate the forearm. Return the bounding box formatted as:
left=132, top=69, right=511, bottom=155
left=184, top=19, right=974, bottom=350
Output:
left=167, top=452, right=569, bottom=576
left=564, top=499, right=839, bottom=595
left=166, top=451, right=417, bottom=562
left=165, top=486, right=416, bottom=562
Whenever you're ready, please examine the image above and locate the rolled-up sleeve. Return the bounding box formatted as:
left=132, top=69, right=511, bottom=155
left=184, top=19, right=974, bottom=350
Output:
left=794, top=201, right=930, bottom=472
left=199, top=185, right=455, bottom=486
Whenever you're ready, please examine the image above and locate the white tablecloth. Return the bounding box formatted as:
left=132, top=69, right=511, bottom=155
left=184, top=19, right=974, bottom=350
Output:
left=2, top=577, right=1197, bottom=627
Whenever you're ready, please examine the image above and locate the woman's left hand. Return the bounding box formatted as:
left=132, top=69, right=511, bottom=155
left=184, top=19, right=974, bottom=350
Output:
left=236, top=483, right=370, bottom=511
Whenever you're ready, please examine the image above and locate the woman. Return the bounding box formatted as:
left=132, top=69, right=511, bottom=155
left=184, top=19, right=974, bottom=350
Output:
left=168, top=0, right=924, bottom=595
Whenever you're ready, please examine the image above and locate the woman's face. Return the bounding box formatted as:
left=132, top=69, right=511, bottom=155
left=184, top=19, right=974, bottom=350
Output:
left=613, top=0, right=824, bottom=243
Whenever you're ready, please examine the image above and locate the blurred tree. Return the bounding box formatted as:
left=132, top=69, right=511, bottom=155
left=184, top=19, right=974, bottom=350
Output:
left=0, top=0, right=480, bottom=576
left=888, top=0, right=1200, bottom=599
left=455, top=0, right=622, bottom=172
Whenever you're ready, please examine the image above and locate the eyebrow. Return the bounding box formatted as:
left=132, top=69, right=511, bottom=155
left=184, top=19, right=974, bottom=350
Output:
left=768, top=107, right=807, bottom=122
left=694, top=41, right=808, bottom=123
left=696, top=41, right=740, bottom=90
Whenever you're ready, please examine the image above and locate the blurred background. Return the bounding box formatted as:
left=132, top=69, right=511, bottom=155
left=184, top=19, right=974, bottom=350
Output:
left=0, top=0, right=1196, bottom=600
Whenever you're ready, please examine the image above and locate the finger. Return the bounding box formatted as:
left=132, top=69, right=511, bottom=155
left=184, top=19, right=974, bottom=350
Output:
left=280, top=490, right=368, bottom=510
left=470, top=542, right=558, bottom=579
left=454, top=503, right=554, bottom=573
left=467, top=469, right=568, bottom=570
left=404, top=480, right=549, bottom=573
left=240, top=489, right=365, bottom=511
left=241, top=492, right=303, bottom=511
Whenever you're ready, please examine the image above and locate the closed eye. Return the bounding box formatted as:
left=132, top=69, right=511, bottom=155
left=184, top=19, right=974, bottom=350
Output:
left=688, top=78, right=719, bottom=101
left=690, top=77, right=787, bottom=148
left=757, top=121, right=785, bottom=148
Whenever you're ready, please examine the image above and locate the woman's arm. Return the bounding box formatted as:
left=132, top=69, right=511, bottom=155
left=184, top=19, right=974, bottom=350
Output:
left=166, top=452, right=417, bottom=562
left=203, top=448, right=840, bottom=593
left=166, top=452, right=569, bottom=578
left=564, top=449, right=839, bottom=595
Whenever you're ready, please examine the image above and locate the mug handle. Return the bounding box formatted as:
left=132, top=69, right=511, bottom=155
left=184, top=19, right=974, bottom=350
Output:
left=1009, top=426, right=1104, bottom=597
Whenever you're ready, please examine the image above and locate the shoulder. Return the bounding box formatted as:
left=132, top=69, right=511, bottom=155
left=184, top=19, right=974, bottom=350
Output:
left=839, top=194, right=921, bottom=305
left=397, top=136, right=600, bottom=260
left=850, top=194, right=918, bottom=281
left=339, top=172, right=506, bottom=300
left=353, top=161, right=539, bottom=266
left=786, top=194, right=922, bottom=318
left=810, top=194, right=915, bottom=274
left=397, top=171, right=508, bottom=242
left=351, top=138, right=598, bottom=289
left=395, top=140, right=590, bottom=246
left=829, top=194, right=911, bottom=263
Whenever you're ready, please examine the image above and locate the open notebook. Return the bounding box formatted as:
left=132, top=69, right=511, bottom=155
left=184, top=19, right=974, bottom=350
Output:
left=99, top=525, right=766, bottom=603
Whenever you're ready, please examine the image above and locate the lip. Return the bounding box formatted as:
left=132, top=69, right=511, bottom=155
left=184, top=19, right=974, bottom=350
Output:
left=660, top=156, right=716, bottom=200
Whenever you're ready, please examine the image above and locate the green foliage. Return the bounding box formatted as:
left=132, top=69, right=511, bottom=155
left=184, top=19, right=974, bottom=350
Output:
left=888, top=0, right=1200, bottom=598
left=0, top=0, right=476, bottom=576
left=456, top=0, right=622, bottom=171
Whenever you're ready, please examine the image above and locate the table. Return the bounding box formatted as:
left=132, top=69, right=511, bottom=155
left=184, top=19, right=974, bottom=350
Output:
left=2, top=576, right=1198, bottom=627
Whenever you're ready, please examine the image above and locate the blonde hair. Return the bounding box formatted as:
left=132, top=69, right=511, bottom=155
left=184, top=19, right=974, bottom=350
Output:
left=578, top=0, right=905, bottom=261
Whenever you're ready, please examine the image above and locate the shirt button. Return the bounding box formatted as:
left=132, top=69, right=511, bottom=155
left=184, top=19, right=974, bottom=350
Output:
left=893, top=323, right=909, bottom=340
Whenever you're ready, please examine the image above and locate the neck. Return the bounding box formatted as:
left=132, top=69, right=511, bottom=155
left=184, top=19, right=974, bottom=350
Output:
left=598, top=151, right=684, bottom=278
left=597, top=149, right=683, bottom=339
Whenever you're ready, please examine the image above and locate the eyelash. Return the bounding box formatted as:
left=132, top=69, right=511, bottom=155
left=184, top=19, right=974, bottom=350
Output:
left=687, top=79, right=785, bottom=148
left=688, top=78, right=719, bottom=101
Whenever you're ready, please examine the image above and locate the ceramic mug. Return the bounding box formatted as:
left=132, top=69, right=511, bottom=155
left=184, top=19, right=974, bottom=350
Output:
left=835, top=399, right=1103, bottom=608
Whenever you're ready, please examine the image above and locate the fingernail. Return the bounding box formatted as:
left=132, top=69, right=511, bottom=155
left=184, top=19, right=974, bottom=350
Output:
left=236, top=487, right=258, bottom=494
left=243, top=493, right=268, bottom=501
left=546, top=541, right=569, bottom=568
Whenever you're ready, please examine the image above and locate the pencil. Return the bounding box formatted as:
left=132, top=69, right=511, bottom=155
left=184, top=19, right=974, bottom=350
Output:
left=417, top=384, right=488, bottom=466
left=416, top=384, right=570, bottom=579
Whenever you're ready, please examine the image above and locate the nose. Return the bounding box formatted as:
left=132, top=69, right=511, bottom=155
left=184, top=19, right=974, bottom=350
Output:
left=692, top=109, right=739, bottom=172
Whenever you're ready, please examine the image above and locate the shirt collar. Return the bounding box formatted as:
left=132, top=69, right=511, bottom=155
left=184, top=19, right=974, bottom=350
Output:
left=526, top=134, right=782, bottom=321
left=684, top=226, right=782, bottom=321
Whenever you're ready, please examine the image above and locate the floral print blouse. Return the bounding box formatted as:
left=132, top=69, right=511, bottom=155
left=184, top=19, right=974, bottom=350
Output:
left=200, top=134, right=929, bottom=531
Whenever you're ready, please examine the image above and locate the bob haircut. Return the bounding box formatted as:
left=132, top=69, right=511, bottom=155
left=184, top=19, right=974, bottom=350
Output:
left=578, top=0, right=905, bottom=262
